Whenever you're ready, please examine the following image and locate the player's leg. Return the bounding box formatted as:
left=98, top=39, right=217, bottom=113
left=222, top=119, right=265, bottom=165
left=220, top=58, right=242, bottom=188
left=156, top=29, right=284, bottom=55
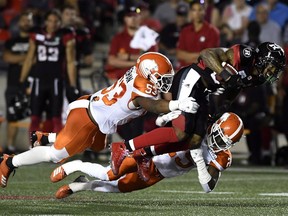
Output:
left=29, top=78, right=47, bottom=132
left=51, top=160, right=110, bottom=182
left=0, top=107, right=103, bottom=187
left=55, top=177, right=120, bottom=199
left=50, top=108, right=107, bottom=182
left=50, top=78, right=64, bottom=133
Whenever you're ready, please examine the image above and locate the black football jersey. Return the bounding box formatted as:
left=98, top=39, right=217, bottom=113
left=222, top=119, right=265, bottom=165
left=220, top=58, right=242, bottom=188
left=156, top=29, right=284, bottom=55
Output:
left=4, top=36, right=30, bottom=86
left=196, top=44, right=264, bottom=90
left=31, top=27, right=75, bottom=80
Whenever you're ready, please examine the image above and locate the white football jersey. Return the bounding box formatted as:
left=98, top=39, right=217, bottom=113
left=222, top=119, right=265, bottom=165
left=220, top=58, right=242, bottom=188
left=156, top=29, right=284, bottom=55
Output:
left=89, top=67, right=159, bottom=134
left=153, top=136, right=232, bottom=178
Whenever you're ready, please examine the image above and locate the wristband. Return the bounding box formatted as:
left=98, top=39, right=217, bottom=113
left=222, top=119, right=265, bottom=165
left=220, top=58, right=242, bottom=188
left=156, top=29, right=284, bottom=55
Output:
left=168, top=100, right=179, bottom=111
left=219, top=69, right=232, bottom=81
left=195, top=159, right=212, bottom=184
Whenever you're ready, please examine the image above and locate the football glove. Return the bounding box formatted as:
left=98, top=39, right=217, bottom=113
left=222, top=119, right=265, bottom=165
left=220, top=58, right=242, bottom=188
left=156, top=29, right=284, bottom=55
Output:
left=155, top=110, right=181, bottom=127
left=169, top=97, right=199, bottom=114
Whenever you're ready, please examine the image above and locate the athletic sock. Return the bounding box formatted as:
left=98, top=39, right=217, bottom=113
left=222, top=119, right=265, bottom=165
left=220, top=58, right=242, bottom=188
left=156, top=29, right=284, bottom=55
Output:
left=128, top=127, right=179, bottom=150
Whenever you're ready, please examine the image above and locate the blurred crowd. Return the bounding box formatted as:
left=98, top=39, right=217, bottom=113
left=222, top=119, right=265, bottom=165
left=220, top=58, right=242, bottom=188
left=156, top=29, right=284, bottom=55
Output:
left=0, top=0, right=288, bottom=166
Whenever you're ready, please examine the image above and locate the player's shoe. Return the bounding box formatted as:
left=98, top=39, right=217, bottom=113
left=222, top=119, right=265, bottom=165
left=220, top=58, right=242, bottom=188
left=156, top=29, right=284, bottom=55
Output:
left=0, top=154, right=15, bottom=188
left=55, top=175, right=89, bottom=199
left=133, top=149, right=152, bottom=182
left=110, top=142, right=129, bottom=175
left=30, top=131, right=49, bottom=148
left=50, top=166, right=67, bottom=183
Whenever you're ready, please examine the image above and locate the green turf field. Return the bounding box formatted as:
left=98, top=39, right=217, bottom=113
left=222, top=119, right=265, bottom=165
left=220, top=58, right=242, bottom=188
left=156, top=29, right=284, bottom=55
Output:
left=0, top=162, right=288, bottom=216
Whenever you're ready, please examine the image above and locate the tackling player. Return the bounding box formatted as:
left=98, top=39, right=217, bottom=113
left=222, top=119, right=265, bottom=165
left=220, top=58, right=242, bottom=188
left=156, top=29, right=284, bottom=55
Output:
left=111, top=42, right=286, bottom=181
left=0, top=52, right=199, bottom=188
left=53, top=112, right=244, bottom=198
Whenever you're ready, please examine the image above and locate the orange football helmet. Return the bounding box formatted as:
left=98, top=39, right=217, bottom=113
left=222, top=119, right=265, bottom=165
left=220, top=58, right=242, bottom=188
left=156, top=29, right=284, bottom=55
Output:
left=207, top=112, right=244, bottom=153
left=136, top=52, right=174, bottom=93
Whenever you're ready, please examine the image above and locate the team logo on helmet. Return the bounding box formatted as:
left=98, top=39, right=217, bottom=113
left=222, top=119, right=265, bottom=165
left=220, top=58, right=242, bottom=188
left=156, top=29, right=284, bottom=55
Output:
left=243, top=48, right=252, bottom=57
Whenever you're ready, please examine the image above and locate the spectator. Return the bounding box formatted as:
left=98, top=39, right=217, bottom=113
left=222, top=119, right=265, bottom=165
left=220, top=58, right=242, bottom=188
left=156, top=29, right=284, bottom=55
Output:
left=249, top=0, right=288, bottom=30
left=219, top=23, right=237, bottom=47
left=3, top=11, right=33, bottom=154
left=105, top=5, right=158, bottom=81
left=61, top=4, right=93, bottom=101
left=159, top=3, right=189, bottom=66
left=222, top=0, right=252, bottom=42
left=204, top=0, right=221, bottom=28
left=19, top=9, right=78, bottom=134
left=139, top=1, right=162, bottom=33
left=153, top=0, right=188, bottom=27
left=105, top=5, right=159, bottom=141
left=244, top=21, right=261, bottom=48
left=176, top=0, right=220, bottom=68
left=243, top=3, right=282, bottom=46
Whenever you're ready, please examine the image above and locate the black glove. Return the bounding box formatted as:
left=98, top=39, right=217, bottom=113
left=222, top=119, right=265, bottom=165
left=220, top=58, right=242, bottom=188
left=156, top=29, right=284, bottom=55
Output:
left=223, top=75, right=243, bottom=89
left=66, top=86, right=81, bottom=103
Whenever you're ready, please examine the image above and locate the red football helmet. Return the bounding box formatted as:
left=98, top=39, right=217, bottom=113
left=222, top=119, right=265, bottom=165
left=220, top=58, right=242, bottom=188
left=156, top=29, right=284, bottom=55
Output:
left=207, top=112, right=244, bottom=153
left=136, top=52, right=174, bottom=93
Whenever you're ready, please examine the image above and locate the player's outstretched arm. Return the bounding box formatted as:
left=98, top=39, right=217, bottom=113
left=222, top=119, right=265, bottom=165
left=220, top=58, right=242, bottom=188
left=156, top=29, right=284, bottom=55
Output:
left=190, top=148, right=220, bottom=193
left=134, top=96, right=199, bottom=114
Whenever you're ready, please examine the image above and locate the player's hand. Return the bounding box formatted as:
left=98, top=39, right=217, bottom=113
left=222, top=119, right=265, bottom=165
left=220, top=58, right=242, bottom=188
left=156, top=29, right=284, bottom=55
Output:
left=178, top=97, right=199, bottom=113
left=190, top=148, right=204, bottom=164
left=212, top=87, right=225, bottom=95
left=155, top=110, right=181, bottom=127
left=223, top=75, right=243, bottom=89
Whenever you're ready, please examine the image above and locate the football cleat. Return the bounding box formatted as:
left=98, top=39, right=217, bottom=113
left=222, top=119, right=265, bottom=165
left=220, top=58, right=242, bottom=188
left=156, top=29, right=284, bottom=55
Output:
left=110, top=142, right=129, bottom=175
left=55, top=175, right=89, bottom=199
left=55, top=185, right=73, bottom=199
left=0, top=154, right=14, bottom=188
left=50, top=166, right=67, bottom=183
left=134, top=150, right=152, bottom=182
left=30, top=131, right=49, bottom=148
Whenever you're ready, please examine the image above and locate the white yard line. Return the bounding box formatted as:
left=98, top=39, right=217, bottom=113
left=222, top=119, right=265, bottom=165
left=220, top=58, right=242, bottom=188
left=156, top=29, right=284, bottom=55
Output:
left=259, top=193, right=288, bottom=197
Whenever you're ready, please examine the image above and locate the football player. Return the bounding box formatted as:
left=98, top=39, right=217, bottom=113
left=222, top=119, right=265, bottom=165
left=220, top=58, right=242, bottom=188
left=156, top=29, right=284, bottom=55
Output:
left=3, top=12, right=33, bottom=153
left=19, top=9, right=78, bottom=134
left=110, top=42, right=286, bottom=181
left=0, top=52, right=199, bottom=188
left=53, top=112, right=244, bottom=199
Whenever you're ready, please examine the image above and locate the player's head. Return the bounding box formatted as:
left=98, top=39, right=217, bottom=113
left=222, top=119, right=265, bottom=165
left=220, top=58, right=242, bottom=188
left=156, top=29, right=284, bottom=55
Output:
left=207, top=112, right=244, bottom=153
left=136, top=52, right=175, bottom=93
left=18, top=11, right=33, bottom=33
left=44, top=9, right=62, bottom=33
left=254, top=42, right=286, bottom=83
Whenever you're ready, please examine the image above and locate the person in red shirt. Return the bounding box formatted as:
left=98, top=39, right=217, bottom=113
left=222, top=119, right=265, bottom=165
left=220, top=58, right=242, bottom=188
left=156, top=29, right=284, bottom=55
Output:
left=105, top=5, right=158, bottom=81
left=105, top=5, right=159, bottom=141
left=176, top=0, right=220, bottom=69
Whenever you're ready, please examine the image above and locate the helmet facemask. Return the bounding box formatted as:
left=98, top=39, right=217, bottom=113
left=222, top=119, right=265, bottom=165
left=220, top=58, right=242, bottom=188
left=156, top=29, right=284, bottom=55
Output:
left=207, top=112, right=244, bottom=153
left=255, top=56, right=284, bottom=83
left=255, top=42, right=286, bottom=83
left=149, top=72, right=174, bottom=93
left=207, top=122, right=234, bottom=153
